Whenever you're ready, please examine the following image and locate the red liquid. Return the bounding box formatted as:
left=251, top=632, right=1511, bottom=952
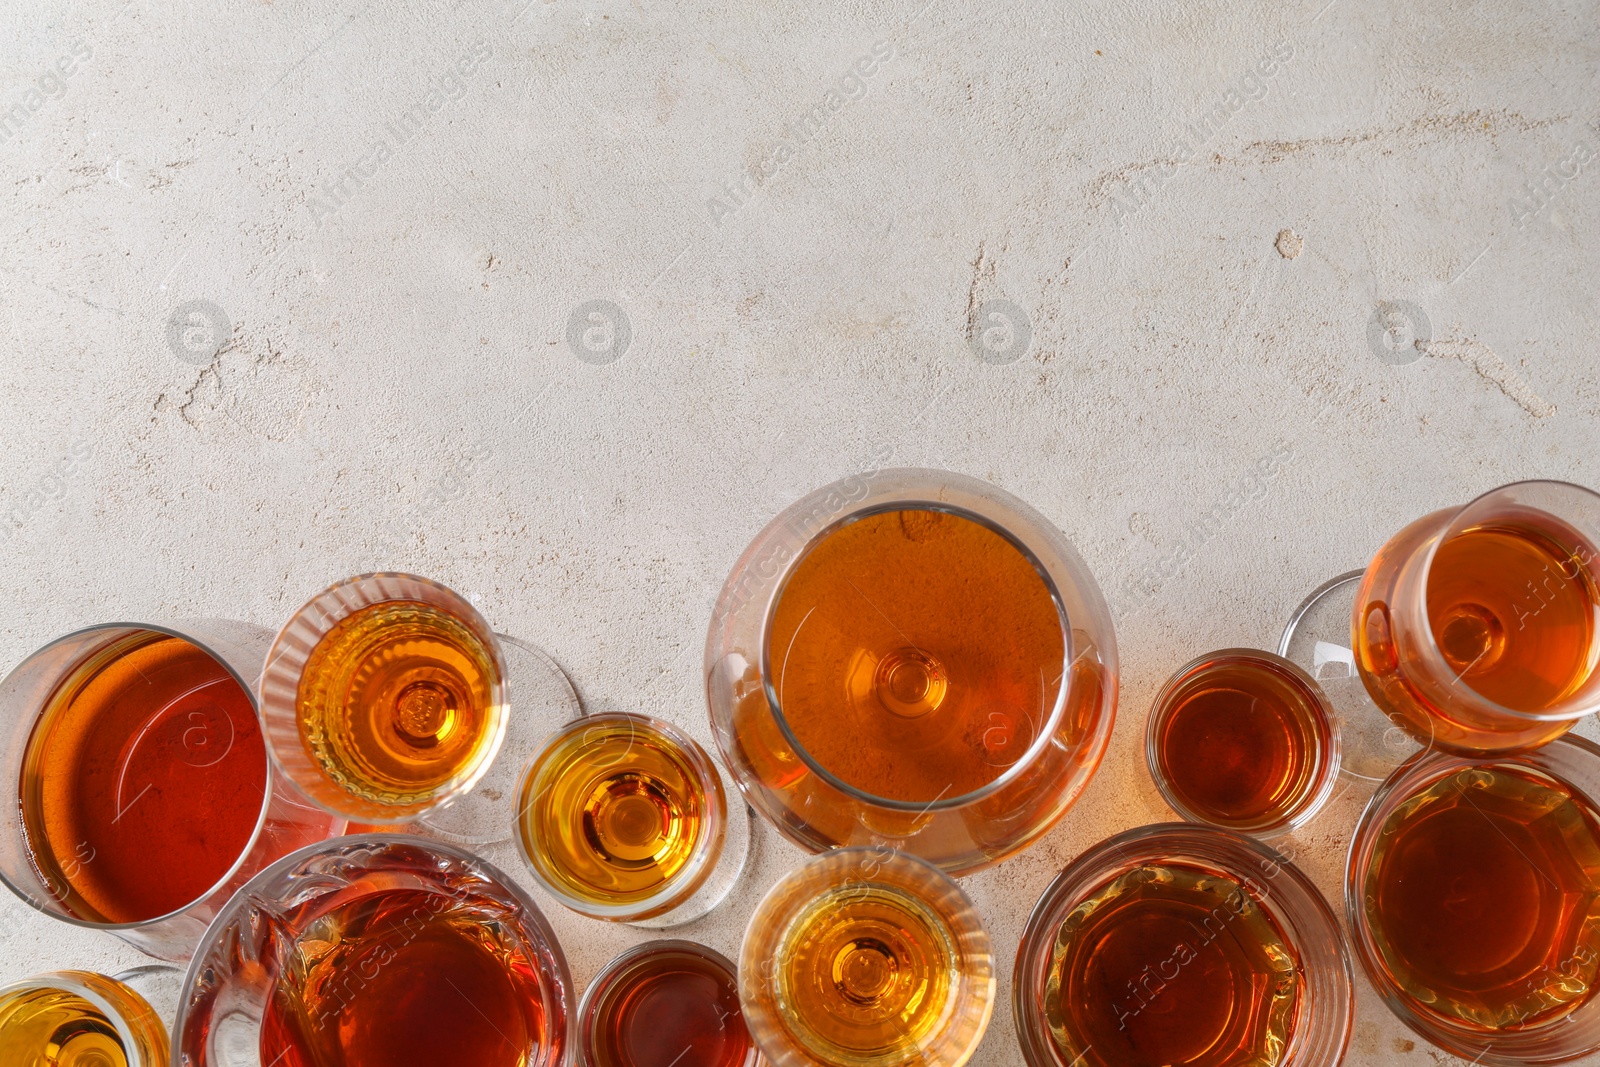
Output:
left=1049, top=864, right=1300, bottom=1067
left=1366, top=766, right=1600, bottom=1028
left=261, top=887, right=555, bottom=1067
left=21, top=633, right=267, bottom=923
left=1153, top=655, right=1332, bottom=830
left=586, top=946, right=750, bottom=1067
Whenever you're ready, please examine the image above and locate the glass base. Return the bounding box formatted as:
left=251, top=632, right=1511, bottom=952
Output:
left=1280, top=571, right=1422, bottom=783
left=416, top=634, right=583, bottom=845
left=629, top=762, right=752, bottom=930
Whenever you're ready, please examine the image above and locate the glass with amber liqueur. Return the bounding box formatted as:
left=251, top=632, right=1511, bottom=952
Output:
left=0, top=970, right=168, bottom=1067
left=1014, top=824, right=1352, bottom=1067
left=740, top=847, right=994, bottom=1067
left=0, top=621, right=342, bottom=960
left=176, top=834, right=571, bottom=1067
left=1147, top=648, right=1339, bottom=836
left=517, top=712, right=743, bottom=925
left=1348, top=735, right=1600, bottom=1064
left=577, top=941, right=756, bottom=1067
left=261, top=573, right=508, bottom=823
left=707, top=468, right=1118, bottom=876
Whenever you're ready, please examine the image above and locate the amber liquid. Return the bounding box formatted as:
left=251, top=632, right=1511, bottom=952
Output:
left=19, top=632, right=267, bottom=923
left=1153, top=656, right=1333, bottom=830
left=518, top=717, right=712, bottom=908
left=0, top=977, right=165, bottom=1067
left=260, top=885, right=555, bottom=1067
left=767, top=507, right=1064, bottom=803
left=1046, top=864, right=1300, bottom=1067
left=297, top=600, right=501, bottom=806
left=774, top=881, right=957, bottom=1064
left=586, top=946, right=751, bottom=1067
left=1365, top=765, right=1600, bottom=1029
left=1357, top=515, right=1600, bottom=752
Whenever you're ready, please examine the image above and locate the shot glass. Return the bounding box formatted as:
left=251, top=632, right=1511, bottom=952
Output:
left=1145, top=648, right=1339, bottom=837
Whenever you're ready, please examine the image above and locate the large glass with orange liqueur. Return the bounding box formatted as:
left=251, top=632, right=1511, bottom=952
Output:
left=705, top=467, right=1118, bottom=876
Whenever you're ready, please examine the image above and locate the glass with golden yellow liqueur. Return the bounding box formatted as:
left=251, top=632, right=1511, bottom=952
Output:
left=1282, top=481, right=1600, bottom=779
left=706, top=468, right=1118, bottom=875
left=261, top=573, right=509, bottom=823
left=740, top=847, right=994, bottom=1067
left=1014, top=824, right=1352, bottom=1067
left=175, top=834, right=571, bottom=1067
left=0, top=620, right=342, bottom=960
left=0, top=970, right=168, bottom=1067
left=516, top=712, right=745, bottom=925
left=1146, top=648, right=1339, bottom=836
left=1348, top=735, right=1600, bottom=1064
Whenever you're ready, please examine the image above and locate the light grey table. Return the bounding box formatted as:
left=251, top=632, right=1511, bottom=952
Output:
left=2, top=0, right=1596, bottom=1063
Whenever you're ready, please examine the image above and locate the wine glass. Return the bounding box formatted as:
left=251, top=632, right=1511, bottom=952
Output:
left=740, top=846, right=994, bottom=1067
left=1281, top=480, right=1600, bottom=781
left=705, top=468, right=1118, bottom=876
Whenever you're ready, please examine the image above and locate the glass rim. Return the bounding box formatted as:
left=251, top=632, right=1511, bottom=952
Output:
left=0, top=969, right=155, bottom=1063
left=513, top=710, right=728, bottom=921
left=0, top=621, right=276, bottom=933
left=176, top=830, right=572, bottom=1065
left=1014, top=821, right=1353, bottom=1067
left=1343, top=731, right=1600, bottom=1056
left=1409, top=478, right=1600, bottom=725
left=260, top=571, right=511, bottom=822
left=1144, top=647, right=1341, bottom=837
left=575, top=939, right=755, bottom=1067
left=740, top=844, right=995, bottom=1067
left=755, top=476, right=1075, bottom=813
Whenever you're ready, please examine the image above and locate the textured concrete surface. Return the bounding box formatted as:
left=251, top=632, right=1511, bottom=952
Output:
left=1, top=0, right=1597, bottom=1063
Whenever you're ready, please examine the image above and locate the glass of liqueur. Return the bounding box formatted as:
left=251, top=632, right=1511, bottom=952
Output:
left=577, top=940, right=757, bottom=1067
left=174, top=834, right=571, bottom=1067
left=739, top=847, right=995, bottom=1067
left=706, top=467, right=1118, bottom=876
left=1280, top=481, right=1600, bottom=780
left=516, top=711, right=747, bottom=926
left=1014, top=824, right=1353, bottom=1067
left=260, top=573, right=510, bottom=826
left=0, top=621, right=343, bottom=960
left=1146, top=649, right=1339, bottom=836
left=0, top=970, right=168, bottom=1067
left=1347, top=734, right=1600, bottom=1064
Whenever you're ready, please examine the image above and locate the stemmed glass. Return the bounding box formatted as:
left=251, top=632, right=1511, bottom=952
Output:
left=740, top=846, right=994, bottom=1067
left=1281, top=480, right=1600, bottom=781
left=706, top=468, right=1118, bottom=876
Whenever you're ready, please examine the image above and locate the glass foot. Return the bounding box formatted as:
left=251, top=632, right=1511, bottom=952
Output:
left=416, top=634, right=582, bottom=845
left=111, top=964, right=184, bottom=1040
left=1280, top=571, right=1422, bottom=783
left=628, top=760, right=752, bottom=930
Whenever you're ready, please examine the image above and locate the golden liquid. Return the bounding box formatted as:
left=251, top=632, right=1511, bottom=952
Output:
left=0, top=977, right=166, bottom=1067
left=1046, top=864, right=1300, bottom=1067
left=768, top=507, right=1065, bottom=803
left=297, top=601, right=500, bottom=806
left=774, top=882, right=958, bottom=1064
left=519, top=718, right=712, bottom=908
